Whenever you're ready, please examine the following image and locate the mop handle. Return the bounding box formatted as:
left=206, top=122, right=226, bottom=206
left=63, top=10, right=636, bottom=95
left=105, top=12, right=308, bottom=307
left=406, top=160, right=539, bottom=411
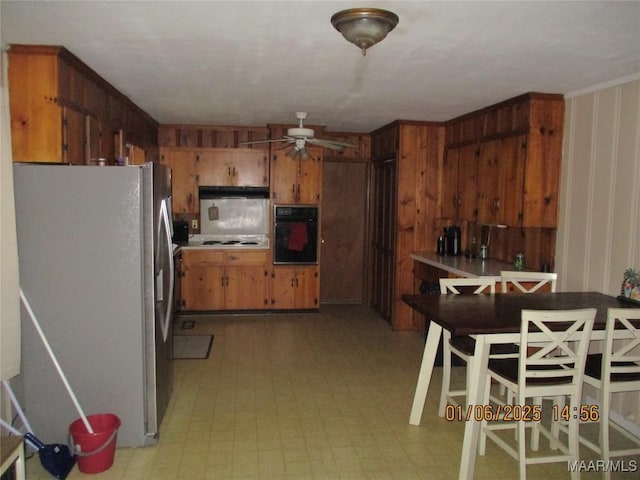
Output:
left=0, top=418, right=40, bottom=450
left=1, top=380, right=33, bottom=432
left=19, top=288, right=94, bottom=434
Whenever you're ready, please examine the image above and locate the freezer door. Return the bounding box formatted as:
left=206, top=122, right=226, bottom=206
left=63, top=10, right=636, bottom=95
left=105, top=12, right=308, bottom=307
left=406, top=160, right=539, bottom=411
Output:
left=143, top=162, right=174, bottom=442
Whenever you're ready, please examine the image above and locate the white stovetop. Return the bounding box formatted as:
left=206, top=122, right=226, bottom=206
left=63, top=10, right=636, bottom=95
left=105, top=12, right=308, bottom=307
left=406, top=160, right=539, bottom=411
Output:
left=182, top=234, right=269, bottom=250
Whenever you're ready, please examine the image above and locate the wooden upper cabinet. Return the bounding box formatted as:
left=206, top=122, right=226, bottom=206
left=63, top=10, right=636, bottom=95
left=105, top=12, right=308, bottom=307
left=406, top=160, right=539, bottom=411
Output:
left=477, top=136, right=526, bottom=226
left=270, top=147, right=322, bottom=204
left=8, top=49, right=63, bottom=162
left=442, top=144, right=479, bottom=222
left=445, top=93, right=564, bottom=228
left=196, top=148, right=268, bottom=187
left=7, top=45, right=157, bottom=164
left=457, top=144, right=479, bottom=222
left=159, top=147, right=198, bottom=215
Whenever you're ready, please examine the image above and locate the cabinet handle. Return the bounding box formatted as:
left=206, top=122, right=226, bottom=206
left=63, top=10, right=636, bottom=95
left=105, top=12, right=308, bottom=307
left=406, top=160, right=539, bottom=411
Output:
left=295, top=278, right=299, bottom=287
left=291, top=278, right=295, bottom=288
left=292, top=184, right=296, bottom=195
left=221, top=276, right=225, bottom=287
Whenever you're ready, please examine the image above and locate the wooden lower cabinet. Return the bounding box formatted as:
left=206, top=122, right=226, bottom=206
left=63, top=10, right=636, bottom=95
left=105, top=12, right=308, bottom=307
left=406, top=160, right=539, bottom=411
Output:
left=180, top=250, right=269, bottom=311
left=271, top=267, right=319, bottom=309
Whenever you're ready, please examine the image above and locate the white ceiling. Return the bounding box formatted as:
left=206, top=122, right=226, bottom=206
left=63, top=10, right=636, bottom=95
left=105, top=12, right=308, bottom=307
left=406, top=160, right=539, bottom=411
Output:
left=2, top=1, right=639, bottom=133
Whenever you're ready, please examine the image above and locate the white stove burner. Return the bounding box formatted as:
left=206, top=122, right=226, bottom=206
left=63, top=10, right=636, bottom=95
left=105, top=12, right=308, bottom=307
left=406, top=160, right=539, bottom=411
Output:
left=189, top=234, right=269, bottom=249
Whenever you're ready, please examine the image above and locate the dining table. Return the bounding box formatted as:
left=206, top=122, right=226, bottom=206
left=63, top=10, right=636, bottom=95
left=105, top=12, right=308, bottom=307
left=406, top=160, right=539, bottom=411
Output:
left=402, top=291, right=640, bottom=480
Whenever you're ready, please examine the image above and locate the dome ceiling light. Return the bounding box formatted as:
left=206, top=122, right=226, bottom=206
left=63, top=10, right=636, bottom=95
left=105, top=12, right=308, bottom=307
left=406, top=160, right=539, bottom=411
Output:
left=331, top=7, right=399, bottom=56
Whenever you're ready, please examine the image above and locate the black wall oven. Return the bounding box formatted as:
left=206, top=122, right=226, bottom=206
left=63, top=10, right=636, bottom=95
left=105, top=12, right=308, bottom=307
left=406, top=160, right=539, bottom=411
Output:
left=273, top=205, right=319, bottom=264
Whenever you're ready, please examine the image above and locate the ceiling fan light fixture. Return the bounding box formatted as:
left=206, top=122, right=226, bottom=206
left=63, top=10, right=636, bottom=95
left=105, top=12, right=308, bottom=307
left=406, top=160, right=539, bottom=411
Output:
left=331, top=8, right=399, bottom=56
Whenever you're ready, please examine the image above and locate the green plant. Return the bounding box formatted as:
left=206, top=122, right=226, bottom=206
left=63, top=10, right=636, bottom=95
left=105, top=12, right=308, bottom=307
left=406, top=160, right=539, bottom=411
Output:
left=622, top=268, right=639, bottom=296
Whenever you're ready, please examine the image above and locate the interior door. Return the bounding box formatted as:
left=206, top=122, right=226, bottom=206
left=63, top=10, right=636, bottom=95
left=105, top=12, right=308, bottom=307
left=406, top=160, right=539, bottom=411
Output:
left=320, top=160, right=368, bottom=303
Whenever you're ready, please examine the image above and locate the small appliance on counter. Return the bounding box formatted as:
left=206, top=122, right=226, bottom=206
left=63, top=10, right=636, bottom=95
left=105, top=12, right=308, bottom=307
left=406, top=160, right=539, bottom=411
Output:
left=443, top=226, right=461, bottom=256
left=172, top=220, right=189, bottom=243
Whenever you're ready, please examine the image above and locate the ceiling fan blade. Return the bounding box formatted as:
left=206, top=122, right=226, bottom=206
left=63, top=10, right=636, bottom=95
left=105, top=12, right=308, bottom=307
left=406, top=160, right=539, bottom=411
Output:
left=319, top=138, right=358, bottom=148
left=273, top=142, right=295, bottom=152
left=306, top=138, right=349, bottom=151
left=239, top=138, right=288, bottom=146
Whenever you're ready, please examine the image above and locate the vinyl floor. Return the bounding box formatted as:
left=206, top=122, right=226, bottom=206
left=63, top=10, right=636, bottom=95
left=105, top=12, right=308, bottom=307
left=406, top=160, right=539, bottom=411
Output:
left=22, top=304, right=640, bottom=479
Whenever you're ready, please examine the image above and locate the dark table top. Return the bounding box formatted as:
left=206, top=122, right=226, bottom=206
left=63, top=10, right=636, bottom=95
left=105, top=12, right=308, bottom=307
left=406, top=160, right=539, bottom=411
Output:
left=402, top=292, right=640, bottom=336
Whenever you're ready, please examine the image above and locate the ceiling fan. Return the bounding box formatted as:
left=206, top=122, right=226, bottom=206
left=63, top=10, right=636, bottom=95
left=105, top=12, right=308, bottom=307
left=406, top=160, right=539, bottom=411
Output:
left=240, top=112, right=356, bottom=160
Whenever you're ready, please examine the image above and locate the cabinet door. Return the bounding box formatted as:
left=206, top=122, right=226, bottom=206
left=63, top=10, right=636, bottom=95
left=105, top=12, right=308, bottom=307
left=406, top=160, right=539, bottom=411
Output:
left=293, top=267, right=319, bottom=309
left=271, top=267, right=296, bottom=309
left=160, top=148, right=198, bottom=214
left=477, top=137, right=525, bottom=226
left=441, top=147, right=459, bottom=219
left=270, top=148, right=321, bottom=204
left=197, top=149, right=269, bottom=187
left=457, top=143, right=479, bottom=222
left=232, top=149, right=269, bottom=187
left=225, top=265, right=268, bottom=309
left=197, top=149, right=232, bottom=186
left=181, top=263, right=225, bottom=310
left=297, top=148, right=322, bottom=204
left=370, top=159, right=396, bottom=323
left=63, top=107, right=86, bottom=165
left=270, top=151, right=299, bottom=204
left=497, top=136, right=526, bottom=226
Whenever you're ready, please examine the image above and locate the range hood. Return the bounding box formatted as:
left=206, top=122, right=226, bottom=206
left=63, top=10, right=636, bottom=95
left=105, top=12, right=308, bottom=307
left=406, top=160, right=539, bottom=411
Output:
left=199, top=186, right=269, bottom=199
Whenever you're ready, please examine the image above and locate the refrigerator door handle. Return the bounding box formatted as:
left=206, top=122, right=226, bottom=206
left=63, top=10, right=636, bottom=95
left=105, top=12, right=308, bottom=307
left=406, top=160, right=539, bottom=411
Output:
left=158, top=198, right=174, bottom=342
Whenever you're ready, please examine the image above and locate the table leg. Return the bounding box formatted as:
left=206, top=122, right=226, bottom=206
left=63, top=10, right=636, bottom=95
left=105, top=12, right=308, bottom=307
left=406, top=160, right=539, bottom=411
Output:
left=409, top=321, right=443, bottom=426
left=458, top=335, right=489, bottom=480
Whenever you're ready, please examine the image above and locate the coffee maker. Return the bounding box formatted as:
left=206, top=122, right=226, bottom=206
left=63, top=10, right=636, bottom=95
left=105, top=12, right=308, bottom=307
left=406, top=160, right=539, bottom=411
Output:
left=443, top=226, right=461, bottom=256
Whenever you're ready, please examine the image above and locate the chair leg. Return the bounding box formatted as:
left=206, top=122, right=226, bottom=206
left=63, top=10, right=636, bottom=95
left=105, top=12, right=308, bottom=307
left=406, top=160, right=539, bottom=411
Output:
left=600, top=387, right=611, bottom=480
left=518, top=417, right=527, bottom=480
left=531, top=396, right=542, bottom=451
left=478, top=374, right=492, bottom=456
left=549, top=395, right=564, bottom=450
left=568, top=397, right=581, bottom=480
left=438, top=331, right=453, bottom=417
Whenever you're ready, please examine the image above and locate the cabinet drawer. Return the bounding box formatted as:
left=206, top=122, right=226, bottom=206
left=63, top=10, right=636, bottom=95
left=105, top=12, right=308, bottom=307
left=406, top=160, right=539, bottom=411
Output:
left=181, top=249, right=268, bottom=265
left=182, top=250, right=225, bottom=263
left=224, top=251, right=268, bottom=265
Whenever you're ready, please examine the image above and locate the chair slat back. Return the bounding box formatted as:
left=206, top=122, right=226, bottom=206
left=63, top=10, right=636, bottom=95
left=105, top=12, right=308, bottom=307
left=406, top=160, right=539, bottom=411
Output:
left=604, top=308, right=640, bottom=378
left=519, top=308, right=596, bottom=385
left=500, top=271, right=558, bottom=293
left=439, top=277, right=497, bottom=295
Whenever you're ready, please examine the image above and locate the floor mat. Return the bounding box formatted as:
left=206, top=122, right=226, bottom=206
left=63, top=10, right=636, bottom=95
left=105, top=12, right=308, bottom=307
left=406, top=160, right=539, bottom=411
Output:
left=173, top=335, right=213, bottom=360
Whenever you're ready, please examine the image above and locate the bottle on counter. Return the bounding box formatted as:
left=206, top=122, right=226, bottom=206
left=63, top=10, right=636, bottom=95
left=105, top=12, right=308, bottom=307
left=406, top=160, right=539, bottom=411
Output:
left=514, top=252, right=525, bottom=270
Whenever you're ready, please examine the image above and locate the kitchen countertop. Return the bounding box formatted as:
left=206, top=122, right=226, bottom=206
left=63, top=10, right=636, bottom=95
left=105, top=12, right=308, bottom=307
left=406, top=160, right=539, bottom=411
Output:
left=410, top=252, right=516, bottom=278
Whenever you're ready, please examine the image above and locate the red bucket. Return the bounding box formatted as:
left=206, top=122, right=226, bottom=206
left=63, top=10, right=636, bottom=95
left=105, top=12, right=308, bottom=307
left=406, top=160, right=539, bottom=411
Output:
left=69, top=413, right=121, bottom=474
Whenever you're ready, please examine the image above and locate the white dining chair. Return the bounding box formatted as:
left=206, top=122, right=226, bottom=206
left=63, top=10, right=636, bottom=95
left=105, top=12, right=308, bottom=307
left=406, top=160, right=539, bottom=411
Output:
left=438, top=277, right=501, bottom=417
left=578, top=308, right=640, bottom=480
left=500, top=271, right=557, bottom=294
left=499, top=271, right=558, bottom=402
left=478, top=308, right=596, bottom=480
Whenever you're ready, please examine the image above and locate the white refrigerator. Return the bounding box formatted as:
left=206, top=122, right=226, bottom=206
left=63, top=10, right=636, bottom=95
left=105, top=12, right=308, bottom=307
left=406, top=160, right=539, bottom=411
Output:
left=13, top=162, right=174, bottom=447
